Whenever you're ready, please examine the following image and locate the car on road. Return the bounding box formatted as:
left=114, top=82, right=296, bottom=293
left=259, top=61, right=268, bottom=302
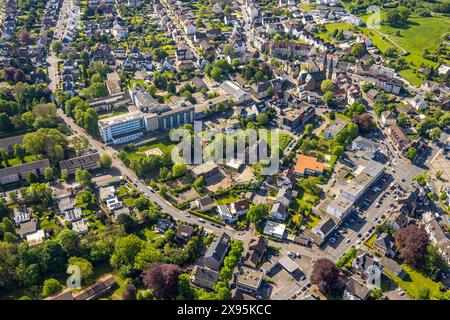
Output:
left=185, top=214, right=191, bottom=218
left=198, top=218, right=205, bottom=223
left=345, top=239, right=351, bottom=243
left=357, top=233, right=362, bottom=238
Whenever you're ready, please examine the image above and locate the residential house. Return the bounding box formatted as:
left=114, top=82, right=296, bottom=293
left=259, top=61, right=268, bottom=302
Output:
left=380, top=257, right=406, bottom=279
left=386, top=211, right=408, bottom=231
left=234, top=266, right=263, bottom=297
left=0, top=159, right=51, bottom=185
left=16, top=220, right=39, bottom=239
left=373, top=233, right=396, bottom=258
left=197, top=232, right=231, bottom=270
left=176, top=224, right=196, bottom=243
left=263, top=220, right=286, bottom=239
left=410, top=95, right=428, bottom=111
left=72, top=219, right=89, bottom=235
left=270, top=203, right=288, bottom=222
left=351, top=136, right=379, bottom=155
left=387, top=124, right=410, bottom=151
left=276, top=187, right=292, bottom=207
left=352, top=252, right=381, bottom=279
left=425, top=220, right=449, bottom=246
left=155, top=218, right=173, bottom=234
left=230, top=199, right=250, bottom=218
left=13, top=205, right=31, bottom=225
left=190, top=265, right=219, bottom=290
left=312, top=215, right=337, bottom=239
left=343, top=278, right=370, bottom=300
left=193, top=196, right=215, bottom=213
left=324, top=118, right=346, bottom=140
left=243, top=236, right=268, bottom=269
left=380, top=111, right=396, bottom=126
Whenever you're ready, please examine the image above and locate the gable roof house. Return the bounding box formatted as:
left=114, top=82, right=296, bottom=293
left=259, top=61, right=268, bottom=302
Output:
left=176, top=224, right=196, bottom=243
left=352, top=252, right=381, bottom=279
left=190, top=265, right=219, bottom=290
left=243, top=236, right=268, bottom=269
left=312, top=215, right=338, bottom=239
left=270, top=202, right=288, bottom=222
left=193, top=196, right=215, bottom=213
left=387, top=124, right=410, bottom=151
left=197, top=232, right=231, bottom=271
left=373, top=233, right=396, bottom=258
left=155, top=218, right=173, bottom=234
left=276, top=187, right=292, bottom=207
left=425, top=220, right=449, bottom=246
left=343, top=278, right=370, bottom=300
left=16, top=220, right=39, bottom=239
left=386, top=211, right=408, bottom=231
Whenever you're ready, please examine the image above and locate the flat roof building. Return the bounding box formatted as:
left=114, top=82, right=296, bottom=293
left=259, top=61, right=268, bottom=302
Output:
left=294, top=154, right=326, bottom=177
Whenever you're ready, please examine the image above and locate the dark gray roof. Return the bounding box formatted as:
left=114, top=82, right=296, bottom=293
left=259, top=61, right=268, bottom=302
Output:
left=204, top=232, right=230, bottom=263
left=0, top=134, right=24, bottom=151
left=59, top=152, right=100, bottom=171
left=374, top=233, right=395, bottom=251
left=191, top=265, right=219, bottom=290
left=0, top=159, right=50, bottom=178
left=345, top=278, right=370, bottom=299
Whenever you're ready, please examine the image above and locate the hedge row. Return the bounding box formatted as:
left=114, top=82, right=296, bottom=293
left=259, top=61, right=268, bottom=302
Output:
left=187, top=209, right=226, bottom=226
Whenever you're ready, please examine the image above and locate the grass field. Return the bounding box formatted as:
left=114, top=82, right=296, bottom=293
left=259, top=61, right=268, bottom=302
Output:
left=125, top=138, right=176, bottom=161
left=360, top=14, right=450, bottom=86
left=385, top=264, right=441, bottom=300
left=315, top=13, right=450, bottom=86
left=315, top=22, right=356, bottom=43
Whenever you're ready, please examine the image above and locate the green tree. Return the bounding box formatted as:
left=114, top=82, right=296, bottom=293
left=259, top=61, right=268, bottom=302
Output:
left=172, top=162, right=187, bottom=178
left=44, top=167, right=54, bottom=181
left=405, top=147, right=417, bottom=161
left=75, top=169, right=92, bottom=187
left=100, top=154, right=112, bottom=168
left=42, top=278, right=62, bottom=298
left=246, top=204, right=270, bottom=224
left=51, top=40, right=62, bottom=53
left=14, top=144, right=25, bottom=162
left=26, top=171, right=38, bottom=184
left=321, top=79, right=335, bottom=93
left=57, top=229, right=81, bottom=256
left=110, top=234, right=144, bottom=276
left=351, top=43, right=367, bottom=58
left=68, top=257, right=94, bottom=285
left=429, top=127, right=441, bottom=141
left=256, top=113, right=269, bottom=126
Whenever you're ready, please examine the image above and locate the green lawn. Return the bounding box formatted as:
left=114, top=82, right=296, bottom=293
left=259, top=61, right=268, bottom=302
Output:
left=144, top=228, right=163, bottom=241
left=359, top=14, right=450, bottom=86
left=215, top=194, right=240, bottom=205
left=3, top=155, right=39, bottom=167
left=385, top=264, right=441, bottom=300
left=262, top=130, right=292, bottom=151
left=315, top=22, right=355, bottom=43
left=364, top=231, right=378, bottom=248
left=314, top=15, right=450, bottom=86
left=125, top=138, right=176, bottom=161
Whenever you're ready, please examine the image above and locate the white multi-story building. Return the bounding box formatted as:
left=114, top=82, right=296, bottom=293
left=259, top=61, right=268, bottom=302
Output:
left=98, top=111, right=145, bottom=145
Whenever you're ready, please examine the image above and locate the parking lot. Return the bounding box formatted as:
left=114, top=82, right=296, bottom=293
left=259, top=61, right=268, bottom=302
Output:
left=323, top=172, right=401, bottom=259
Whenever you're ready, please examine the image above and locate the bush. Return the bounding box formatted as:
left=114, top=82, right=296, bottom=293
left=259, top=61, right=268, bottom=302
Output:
left=187, top=209, right=225, bottom=225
